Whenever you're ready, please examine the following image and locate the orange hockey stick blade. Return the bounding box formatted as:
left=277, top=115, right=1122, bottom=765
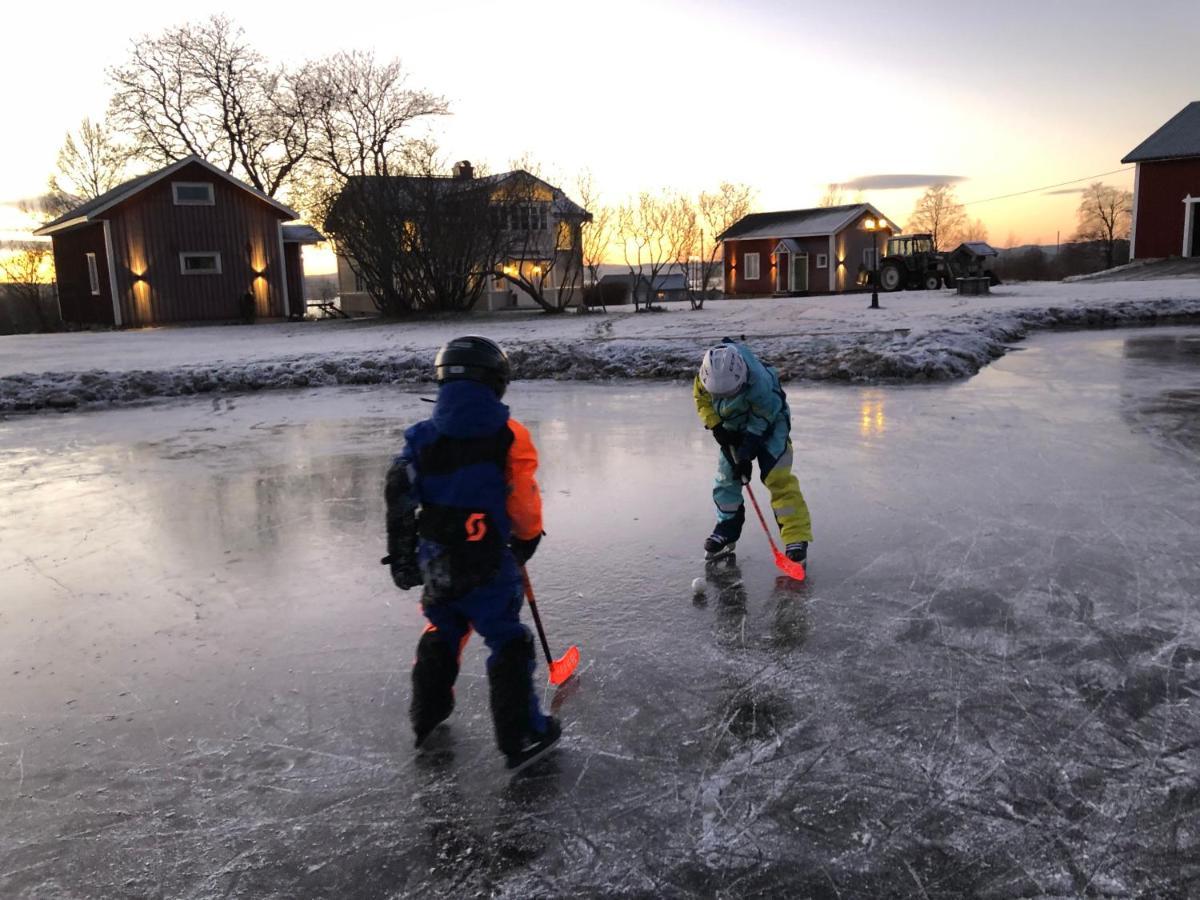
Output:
left=773, top=548, right=807, bottom=582
left=548, top=645, right=580, bottom=686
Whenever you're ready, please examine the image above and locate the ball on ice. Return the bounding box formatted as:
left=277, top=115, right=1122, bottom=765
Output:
left=691, top=577, right=706, bottom=595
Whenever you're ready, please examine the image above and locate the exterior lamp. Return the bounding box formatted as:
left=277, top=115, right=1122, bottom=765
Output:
left=863, top=216, right=883, bottom=310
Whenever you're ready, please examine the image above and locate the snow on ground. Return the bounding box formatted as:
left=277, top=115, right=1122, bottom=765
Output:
left=3, top=278, right=1200, bottom=414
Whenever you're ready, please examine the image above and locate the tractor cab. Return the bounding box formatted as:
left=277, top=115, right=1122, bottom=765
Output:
left=878, top=232, right=947, bottom=292
left=886, top=234, right=935, bottom=257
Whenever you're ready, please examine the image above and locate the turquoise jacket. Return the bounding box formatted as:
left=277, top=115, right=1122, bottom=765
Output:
left=693, top=341, right=787, bottom=438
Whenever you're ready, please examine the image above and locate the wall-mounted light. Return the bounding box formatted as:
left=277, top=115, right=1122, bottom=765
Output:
left=132, top=272, right=146, bottom=282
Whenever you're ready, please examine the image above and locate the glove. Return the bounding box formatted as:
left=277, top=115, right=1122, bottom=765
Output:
left=736, top=431, right=765, bottom=464
left=711, top=424, right=740, bottom=448
left=381, top=554, right=422, bottom=590
left=511, top=532, right=542, bottom=565
left=733, top=432, right=765, bottom=484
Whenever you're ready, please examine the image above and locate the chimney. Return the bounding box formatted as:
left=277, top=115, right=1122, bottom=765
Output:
left=452, top=160, right=474, bottom=180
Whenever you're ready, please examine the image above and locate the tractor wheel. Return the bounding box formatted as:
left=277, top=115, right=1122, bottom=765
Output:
left=879, top=262, right=904, bottom=292
left=943, top=271, right=957, bottom=289
left=923, top=272, right=941, bottom=291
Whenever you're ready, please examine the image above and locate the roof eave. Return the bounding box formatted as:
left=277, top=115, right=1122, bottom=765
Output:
left=33, top=216, right=90, bottom=236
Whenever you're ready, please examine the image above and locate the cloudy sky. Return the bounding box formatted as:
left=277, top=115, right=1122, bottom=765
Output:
left=1, top=0, right=1197, bottom=262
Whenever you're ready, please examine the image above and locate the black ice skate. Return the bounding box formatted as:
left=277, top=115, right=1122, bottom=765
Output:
left=506, top=717, right=562, bottom=772
left=704, top=508, right=745, bottom=560
left=785, top=542, right=808, bottom=565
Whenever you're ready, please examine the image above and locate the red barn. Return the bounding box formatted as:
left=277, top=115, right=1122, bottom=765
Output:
left=718, top=204, right=896, bottom=297
left=1123, top=101, right=1200, bottom=260
left=35, top=156, right=318, bottom=327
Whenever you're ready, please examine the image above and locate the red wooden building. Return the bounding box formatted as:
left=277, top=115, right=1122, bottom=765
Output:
left=1123, top=101, right=1200, bottom=260
left=718, top=204, right=895, bottom=297
left=36, top=156, right=319, bottom=327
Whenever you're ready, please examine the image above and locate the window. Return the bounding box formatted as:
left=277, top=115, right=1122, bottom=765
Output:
left=354, top=271, right=366, bottom=293
left=179, top=252, right=222, bottom=275
left=85, top=252, right=100, bottom=295
left=172, top=182, right=215, bottom=205
left=863, top=248, right=878, bottom=268
left=744, top=252, right=760, bottom=280
left=816, top=253, right=828, bottom=269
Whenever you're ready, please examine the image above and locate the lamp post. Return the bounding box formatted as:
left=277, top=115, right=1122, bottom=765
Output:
left=864, top=217, right=882, bottom=309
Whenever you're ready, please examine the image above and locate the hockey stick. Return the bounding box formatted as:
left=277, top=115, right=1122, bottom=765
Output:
left=520, top=565, right=580, bottom=686
left=744, top=482, right=807, bottom=581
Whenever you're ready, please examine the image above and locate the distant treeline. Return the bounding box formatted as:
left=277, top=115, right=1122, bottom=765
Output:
left=992, top=240, right=1131, bottom=282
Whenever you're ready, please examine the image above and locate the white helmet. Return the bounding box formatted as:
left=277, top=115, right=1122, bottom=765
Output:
left=699, top=345, right=747, bottom=397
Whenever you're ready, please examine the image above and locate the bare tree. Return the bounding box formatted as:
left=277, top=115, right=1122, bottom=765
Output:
left=617, top=192, right=676, bottom=312
left=699, top=182, right=755, bottom=300
left=963, top=217, right=989, bottom=243
left=42, top=118, right=132, bottom=217
left=818, top=183, right=846, bottom=207
left=1075, top=182, right=1132, bottom=269
left=906, top=183, right=968, bottom=251
left=322, top=147, right=502, bottom=315
left=107, top=15, right=312, bottom=197
left=297, top=52, right=457, bottom=315
left=576, top=172, right=615, bottom=287
left=665, top=194, right=704, bottom=309
left=0, top=242, right=55, bottom=331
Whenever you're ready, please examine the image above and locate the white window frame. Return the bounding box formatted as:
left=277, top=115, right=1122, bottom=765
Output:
left=744, top=252, right=760, bottom=280
left=172, top=182, right=215, bottom=206
left=85, top=252, right=100, bottom=295
left=179, top=252, right=222, bottom=275
left=816, top=253, right=828, bottom=269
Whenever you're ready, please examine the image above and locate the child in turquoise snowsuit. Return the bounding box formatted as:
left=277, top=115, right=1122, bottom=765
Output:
left=693, top=340, right=812, bottom=561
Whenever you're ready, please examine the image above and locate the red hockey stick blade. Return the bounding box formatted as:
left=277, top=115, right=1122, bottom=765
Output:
left=548, top=645, right=580, bottom=686
left=772, top=548, right=807, bottom=581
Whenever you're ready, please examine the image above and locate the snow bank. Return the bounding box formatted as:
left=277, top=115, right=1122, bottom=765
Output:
left=3, top=280, right=1200, bottom=414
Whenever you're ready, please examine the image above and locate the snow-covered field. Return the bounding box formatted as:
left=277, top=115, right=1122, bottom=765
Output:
left=3, top=279, right=1200, bottom=413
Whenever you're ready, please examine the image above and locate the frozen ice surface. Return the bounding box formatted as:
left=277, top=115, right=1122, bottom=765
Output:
left=2, top=326, right=1199, bottom=897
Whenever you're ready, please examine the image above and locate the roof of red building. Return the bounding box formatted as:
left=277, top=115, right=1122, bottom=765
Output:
left=1122, top=102, right=1200, bottom=164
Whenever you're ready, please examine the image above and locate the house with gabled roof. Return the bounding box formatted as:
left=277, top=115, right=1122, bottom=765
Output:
left=34, top=155, right=321, bottom=327
left=328, top=161, right=590, bottom=314
left=1122, top=101, right=1200, bottom=259
left=717, top=203, right=895, bottom=296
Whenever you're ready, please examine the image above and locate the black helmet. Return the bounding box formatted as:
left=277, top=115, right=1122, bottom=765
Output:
left=434, top=336, right=511, bottom=398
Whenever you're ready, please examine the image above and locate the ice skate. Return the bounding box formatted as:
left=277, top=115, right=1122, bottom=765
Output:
left=505, top=717, right=562, bottom=772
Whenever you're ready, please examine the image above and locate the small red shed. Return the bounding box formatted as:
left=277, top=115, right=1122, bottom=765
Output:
left=717, top=204, right=896, bottom=297
left=35, top=156, right=317, bottom=327
left=1122, top=102, right=1200, bottom=260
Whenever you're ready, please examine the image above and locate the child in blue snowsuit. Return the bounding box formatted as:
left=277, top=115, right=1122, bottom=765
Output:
left=383, top=336, right=560, bottom=770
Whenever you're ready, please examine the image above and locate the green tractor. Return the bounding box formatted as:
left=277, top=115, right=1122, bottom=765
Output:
left=877, top=233, right=949, bottom=292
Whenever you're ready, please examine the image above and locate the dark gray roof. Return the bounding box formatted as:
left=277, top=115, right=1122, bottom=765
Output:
left=282, top=224, right=325, bottom=244
left=717, top=203, right=891, bottom=241
left=324, top=169, right=589, bottom=233
left=34, top=155, right=299, bottom=235
left=953, top=241, right=999, bottom=258
left=599, top=272, right=687, bottom=290
left=37, top=170, right=162, bottom=231
left=1122, top=102, right=1200, bottom=163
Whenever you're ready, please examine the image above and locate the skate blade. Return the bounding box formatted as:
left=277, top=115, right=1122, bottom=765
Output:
left=506, top=736, right=562, bottom=777
left=704, top=542, right=737, bottom=562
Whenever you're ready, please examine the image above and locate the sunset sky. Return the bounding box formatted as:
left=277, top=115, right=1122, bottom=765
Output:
left=2, top=0, right=1197, bottom=270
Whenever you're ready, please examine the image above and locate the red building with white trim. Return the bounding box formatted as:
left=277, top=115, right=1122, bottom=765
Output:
left=35, top=156, right=320, bottom=327
left=717, top=204, right=895, bottom=297
left=1123, top=102, right=1200, bottom=260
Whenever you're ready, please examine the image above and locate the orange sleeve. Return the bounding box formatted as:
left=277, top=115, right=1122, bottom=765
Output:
left=506, top=418, right=544, bottom=540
